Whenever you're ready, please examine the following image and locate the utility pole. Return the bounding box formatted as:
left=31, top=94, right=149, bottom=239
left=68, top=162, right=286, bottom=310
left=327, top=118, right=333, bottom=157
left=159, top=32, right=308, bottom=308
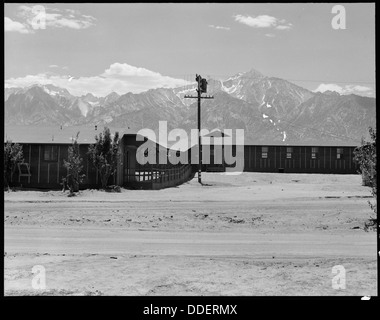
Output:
left=184, top=74, right=214, bottom=184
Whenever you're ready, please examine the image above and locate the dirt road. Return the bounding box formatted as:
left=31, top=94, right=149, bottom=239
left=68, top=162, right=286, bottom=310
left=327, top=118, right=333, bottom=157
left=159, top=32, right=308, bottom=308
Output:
left=5, top=227, right=375, bottom=258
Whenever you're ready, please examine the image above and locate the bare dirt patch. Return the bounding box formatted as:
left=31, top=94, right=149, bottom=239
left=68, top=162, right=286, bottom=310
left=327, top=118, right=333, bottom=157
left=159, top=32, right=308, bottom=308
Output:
left=4, top=172, right=377, bottom=296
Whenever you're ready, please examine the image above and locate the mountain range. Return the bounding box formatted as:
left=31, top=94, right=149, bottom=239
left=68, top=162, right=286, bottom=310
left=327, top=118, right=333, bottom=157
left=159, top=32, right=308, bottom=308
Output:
left=4, top=69, right=376, bottom=145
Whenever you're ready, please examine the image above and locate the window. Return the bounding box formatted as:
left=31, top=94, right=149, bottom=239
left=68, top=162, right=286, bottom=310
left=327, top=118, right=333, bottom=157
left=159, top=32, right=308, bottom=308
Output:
left=286, top=147, right=292, bottom=159
left=337, top=148, right=343, bottom=159
left=262, top=146, right=268, bottom=159
left=44, top=145, right=58, bottom=161
left=312, top=147, right=318, bottom=159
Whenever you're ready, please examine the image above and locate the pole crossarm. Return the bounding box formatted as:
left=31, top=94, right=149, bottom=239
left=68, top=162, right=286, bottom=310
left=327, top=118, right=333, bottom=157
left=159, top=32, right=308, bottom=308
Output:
left=184, top=95, right=214, bottom=99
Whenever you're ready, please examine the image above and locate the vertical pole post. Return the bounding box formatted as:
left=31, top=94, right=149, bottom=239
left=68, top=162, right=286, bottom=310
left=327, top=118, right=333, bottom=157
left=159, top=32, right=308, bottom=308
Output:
left=184, top=74, right=212, bottom=184
left=198, top=77, right=202, bottom=184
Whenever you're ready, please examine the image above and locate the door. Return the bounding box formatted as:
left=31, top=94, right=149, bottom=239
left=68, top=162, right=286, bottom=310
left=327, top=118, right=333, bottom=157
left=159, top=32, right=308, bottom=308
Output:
left=124, top=146, right=137, bottom=183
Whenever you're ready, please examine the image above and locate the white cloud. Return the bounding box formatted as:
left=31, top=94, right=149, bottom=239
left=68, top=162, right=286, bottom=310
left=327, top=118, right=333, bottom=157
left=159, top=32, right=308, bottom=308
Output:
left=4, top=17, right=31, bottom=34
left=275, top=25, right=292, bottom=30
left=102, top=63, right=161, bottom=78
left=65, top=9, right=78, bottom=15
left=46, top=14, right=95, bottom=29
left=234, top=14, right=292, bottom=31
left=14, top=5, right=96, bottom=32
left=5, top=63, right=191, bottom=97
left=265, top=33, right=275, bottom=37
left=351, top=85, right=373, bottom=92
left=234, top=14, right=277, bottom=28
left=48, top=65, right=69, bottom=71
left=315, top=83, right=342, bottom=93
left=209, top=24, right=230, bottom=31
left=314, top=83, right=373, bottom=96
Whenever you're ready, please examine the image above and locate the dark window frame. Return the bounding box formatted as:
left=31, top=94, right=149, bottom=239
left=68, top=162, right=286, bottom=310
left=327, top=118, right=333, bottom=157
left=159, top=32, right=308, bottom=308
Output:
left=311, top=147, right=319, bottom=159
left=262, top=146, right=268, bottom=159
left=286, top=147, right=293, bottom=159
left=43, top=145, right=58, bottom=162
left=337, top=148, right=344, bottom=159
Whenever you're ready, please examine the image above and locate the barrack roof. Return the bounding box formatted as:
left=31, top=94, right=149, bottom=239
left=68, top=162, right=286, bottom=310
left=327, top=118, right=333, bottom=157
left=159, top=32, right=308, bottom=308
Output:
left=4, top=125, right=136, bottom=144
left=4, top=125, right=360, bottom=148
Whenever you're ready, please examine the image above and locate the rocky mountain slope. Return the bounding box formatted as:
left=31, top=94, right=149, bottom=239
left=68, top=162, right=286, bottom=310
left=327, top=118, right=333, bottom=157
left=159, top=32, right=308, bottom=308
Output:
left=4, top=69, right=376, bottom=145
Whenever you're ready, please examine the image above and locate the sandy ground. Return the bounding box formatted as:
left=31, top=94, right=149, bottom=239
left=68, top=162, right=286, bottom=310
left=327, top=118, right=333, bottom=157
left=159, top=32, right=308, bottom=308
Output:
left=4, top=172, right=377, bottom=296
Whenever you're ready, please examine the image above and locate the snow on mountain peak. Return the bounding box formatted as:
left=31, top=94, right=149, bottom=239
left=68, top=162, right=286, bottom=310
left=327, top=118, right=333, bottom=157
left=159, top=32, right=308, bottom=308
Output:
left=43, top=86, right=60, bottom=96
left=77, top=99, right=89, bottom=117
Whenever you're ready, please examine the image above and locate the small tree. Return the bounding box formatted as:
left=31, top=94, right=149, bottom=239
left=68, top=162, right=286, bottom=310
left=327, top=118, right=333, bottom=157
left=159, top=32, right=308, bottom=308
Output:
left=63, top=132, right=85, bottom=195
left=87, top=127, right=120, bottom=190
left=353, top=127, right=376, bottom=230
left=4, top=141, right=24, bottom=191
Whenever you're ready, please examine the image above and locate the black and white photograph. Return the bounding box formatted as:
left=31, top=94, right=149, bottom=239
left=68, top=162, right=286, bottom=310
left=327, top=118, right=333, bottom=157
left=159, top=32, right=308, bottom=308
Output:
left=3, top=3, right=377, bottom=301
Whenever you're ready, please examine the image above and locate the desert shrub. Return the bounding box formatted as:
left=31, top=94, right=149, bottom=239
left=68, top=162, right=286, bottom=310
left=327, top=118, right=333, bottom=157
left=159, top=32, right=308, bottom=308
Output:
left=63, top=132, right=85, bottom=196
left=353, top=127, right=377, bottom=230
left=4, top=141, right=24, bottom=191
left=87, top=127, right=120, bottom=190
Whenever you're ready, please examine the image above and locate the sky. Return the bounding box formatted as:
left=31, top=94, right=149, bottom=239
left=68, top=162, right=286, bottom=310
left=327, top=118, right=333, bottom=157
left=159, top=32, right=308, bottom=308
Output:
left=4, top=3, right=376, bottom=97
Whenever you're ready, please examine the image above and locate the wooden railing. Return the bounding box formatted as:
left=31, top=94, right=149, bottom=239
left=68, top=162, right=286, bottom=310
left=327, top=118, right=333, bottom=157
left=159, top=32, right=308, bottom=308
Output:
left=124, top=164, right=194, bottom=189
